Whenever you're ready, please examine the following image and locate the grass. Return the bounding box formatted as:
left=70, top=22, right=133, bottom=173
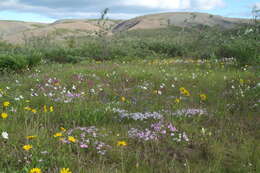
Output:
left=0, top=58, right=259, bottom=172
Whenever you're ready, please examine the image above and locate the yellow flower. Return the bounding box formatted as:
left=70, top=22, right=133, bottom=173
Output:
left=31, top=109, right=37, bottom=113
left=43, top=105, right=48, bottom=112
left=54, top=132, right=63, bottom=138
left=23, top=144, right=32, bottom=151
left=3, top=101, right=10, bottom=107
left=121, top=97, right=126, bottom=102
left=1, top=112, right=8, bottom=119
left=50, top=106, right=54, bottom=112
left=60, top=127, right=66, bottom=132
left=24, top=106, right=32, bottom=111
left=179, top=87, right=190, bottom=96
left=60, top=168, right=72, bottom=173
left=68, top=136, right=76, bottom=143
left=117, top=141, right=127, bottom=146
left=26, top=135, right=37, bottom=140
left=199, top=94, right=207, bottom=101
left=239, top=79, right=244, bottom=85
left=175, top=98, right=180, bottom=104
left=29, top=168, right=42, bottom=173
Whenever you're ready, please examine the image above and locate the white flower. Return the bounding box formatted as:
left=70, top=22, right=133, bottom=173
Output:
left=90, top=88, right=95, bottom=94
left=2, top=131, right=8, bottom=139
left=201, top=128, right=206, bottom=135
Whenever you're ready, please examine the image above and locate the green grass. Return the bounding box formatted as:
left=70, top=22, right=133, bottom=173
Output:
left=0, top=59, right=259, bottom=172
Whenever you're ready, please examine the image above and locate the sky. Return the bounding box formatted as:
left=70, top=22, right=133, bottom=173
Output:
left=0, top=0, right=259, bottom=23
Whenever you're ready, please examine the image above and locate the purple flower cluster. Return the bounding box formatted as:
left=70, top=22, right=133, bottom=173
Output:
left=113, top=108, right=163, bottom=121
left=128, top=121, right=189, bottom=142
left=172, top=108, right=207, bottom=117
left=62, top=126, right=111, bottom=155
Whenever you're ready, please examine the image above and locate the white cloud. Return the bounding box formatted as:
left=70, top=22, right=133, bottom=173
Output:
left=195, top=0, right=225, bottom=10
left=122, top=0, right=181, bottom=9
left=122, top=0, right=224, bottom=10
left=254, top=2, right=260, bottom=9
left=0, top=0, right=225, bottom=20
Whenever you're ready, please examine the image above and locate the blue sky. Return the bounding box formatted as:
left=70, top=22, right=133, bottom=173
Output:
left=0, top=0, right=259, bottom=23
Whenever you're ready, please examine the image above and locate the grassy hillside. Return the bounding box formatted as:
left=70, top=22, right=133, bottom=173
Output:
left=112, top=12, right=250, bottom=32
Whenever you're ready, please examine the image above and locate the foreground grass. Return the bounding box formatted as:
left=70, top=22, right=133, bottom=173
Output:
left=0, top=59, right=259, bottom=173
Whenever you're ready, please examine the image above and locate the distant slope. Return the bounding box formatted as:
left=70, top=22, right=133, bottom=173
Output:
left=112, top=12, right=251, bottom=32
left=2, top=19, right=121, bottom=44
left=0, top=12, right=252, bottom=44
left=0, top=20, right=47, bottom=37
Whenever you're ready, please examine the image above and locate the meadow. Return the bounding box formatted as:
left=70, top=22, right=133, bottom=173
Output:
left=0, top=19, right=259, bottom=173
left=0, top=58, right=259, bottom=172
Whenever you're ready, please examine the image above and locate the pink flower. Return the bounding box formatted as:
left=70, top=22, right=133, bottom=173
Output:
left=80, top=144, right=88, bottom=148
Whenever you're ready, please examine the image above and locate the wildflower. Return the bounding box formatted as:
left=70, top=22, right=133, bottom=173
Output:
left=31, top=109, right=37, bottom=113
left=1, top=131, right=8, bottom=139
left=24, top=106, right=32, bottom=111
left=199, top=94, right=207, bottom=101
left=179, top=87, right=190, bottom=96
left=60, top=127, right=66, bottom=132
left=54, top=132, right=63, bottom=137
left=201, top=128, right=206, bottom=135
left=43, top=105, right=48, bottom=112
left=175, top=98, right=180, bottom=104
left=239, top=79, right=244, bottom=85
left=50, top=106, right=54, bottom=112
left=117, top=141, right=127, bottom=146
left=68, top=136, right=76, bottom=143
left=29, top=168, right=42, bottom=173
left=1, top=112, right=8, bottom=119
left=23, top=144, right=32, bottom=151
left=26, top=135, right=37, bottom=140
left=60, top=168, right=72, bottom=173
left=80, top=144, right=88, bottom=148
left=120, top=97, right=126, bottom=102
left=3, top=101, right=10, bottom=107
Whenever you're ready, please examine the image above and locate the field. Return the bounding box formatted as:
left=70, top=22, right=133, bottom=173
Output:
left=0, top=13, right=260, bottom=172
left=0, top=58, right=259, bottom=172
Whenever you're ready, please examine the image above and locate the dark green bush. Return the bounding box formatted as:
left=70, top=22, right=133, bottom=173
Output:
left=44, top=47, right=84, bottom=63
left=218, top=39, right=259, bottom=65
left=0, top=51, right=42, bottom=71
left=0, top=54, right=28, bottom=71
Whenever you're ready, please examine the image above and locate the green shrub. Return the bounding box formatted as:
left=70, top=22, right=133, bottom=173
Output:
left=218, top=39, right=259, bottom=65
left=44, top=47, right=84, bottom=63
left=0, top=51, right=42, bottom=71
left=0, top=54, right=28, bottom=71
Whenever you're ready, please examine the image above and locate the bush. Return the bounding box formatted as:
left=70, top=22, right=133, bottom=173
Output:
left=0, top=51, right=42, bottom=71
left=44, top=47, right=84, bottom=63
left=218, top=39, right=259, bottom=66
left=0, top=54, right=28, bottom=71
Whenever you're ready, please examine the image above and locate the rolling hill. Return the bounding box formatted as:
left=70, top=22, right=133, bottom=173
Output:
left=112, top=12, right=251, bottom=32
left=0, top=12, right=252, bottom=44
